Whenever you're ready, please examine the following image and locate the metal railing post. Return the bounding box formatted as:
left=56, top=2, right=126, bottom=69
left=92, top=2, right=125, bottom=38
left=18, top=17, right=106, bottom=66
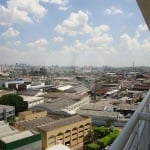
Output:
left=110, top=90, right=150, bottom=150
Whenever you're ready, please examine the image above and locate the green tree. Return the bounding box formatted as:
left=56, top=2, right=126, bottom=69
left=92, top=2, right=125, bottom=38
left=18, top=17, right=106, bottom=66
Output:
left=0, top=94, right=27, bottom=115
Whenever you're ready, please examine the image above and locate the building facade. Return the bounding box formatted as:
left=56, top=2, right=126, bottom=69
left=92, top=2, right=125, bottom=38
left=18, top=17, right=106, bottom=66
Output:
left=18, top=110, right=47, bottom=121
left=0, top=105, right=15, bottom=121
left=14, top=111, right=91, bottom=150
left=37, top=115, right=91, bottom=150
left=21, top=96, right=44, bottom=109
left=0, top=121, right=41, bottom=150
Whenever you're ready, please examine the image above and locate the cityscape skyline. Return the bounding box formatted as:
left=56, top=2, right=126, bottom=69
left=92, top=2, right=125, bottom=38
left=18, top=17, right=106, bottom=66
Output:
left=0, top=0, right=150, bottom=67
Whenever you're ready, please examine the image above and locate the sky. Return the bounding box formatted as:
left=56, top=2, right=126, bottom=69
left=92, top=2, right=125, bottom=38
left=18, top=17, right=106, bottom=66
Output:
left=0, top=0, right=150, bottom=67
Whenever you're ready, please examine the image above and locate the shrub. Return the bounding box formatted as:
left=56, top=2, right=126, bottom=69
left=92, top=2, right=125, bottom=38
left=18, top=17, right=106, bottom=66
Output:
left=97, top=129, right=120, bottom=148
left=0, top=94, right=27, bottom=115
left=87, top=143, right=99, bottom=150
left=94, top=126, right=110, bottom=138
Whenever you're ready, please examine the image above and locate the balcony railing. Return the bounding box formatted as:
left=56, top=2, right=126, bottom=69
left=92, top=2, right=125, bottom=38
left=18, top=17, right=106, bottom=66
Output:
left=110, top=90, right=150, bottom=150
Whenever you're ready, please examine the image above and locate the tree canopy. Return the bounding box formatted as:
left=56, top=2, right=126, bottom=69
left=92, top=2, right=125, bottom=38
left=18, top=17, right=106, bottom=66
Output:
left=0, top=94, right=27, bottom=115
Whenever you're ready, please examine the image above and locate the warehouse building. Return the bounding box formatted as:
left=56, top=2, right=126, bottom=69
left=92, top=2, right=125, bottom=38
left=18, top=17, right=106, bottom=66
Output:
left=37, top=115, right=91, bottom=150
left=21, top=95, right=44, bottom=109
left=0, top=121, right=41, bottom=150
left=15, top=111, right=91, bottom=150
left=0, top=105, right=15, bottom=121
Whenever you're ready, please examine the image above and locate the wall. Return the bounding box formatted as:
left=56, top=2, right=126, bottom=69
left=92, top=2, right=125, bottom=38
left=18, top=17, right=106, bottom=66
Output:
left=39, top=117, right=91, bottom=150
left=19, top=111, right=47, bottom=121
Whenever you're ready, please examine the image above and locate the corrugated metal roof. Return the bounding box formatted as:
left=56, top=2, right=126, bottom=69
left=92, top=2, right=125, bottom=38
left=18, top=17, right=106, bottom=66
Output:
left=38, top=115, right=88, bottom=131
left=1, top=130, right=34, bottom=143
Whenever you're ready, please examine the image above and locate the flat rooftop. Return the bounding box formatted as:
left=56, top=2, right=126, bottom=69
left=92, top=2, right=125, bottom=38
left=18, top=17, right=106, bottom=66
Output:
left=115, top=104, right=138, bottom=111
left=34, top=97, right=76, bottom=112
left=44, top=92, right=65, bottom=99
left=77, top=109, right=118, bottom=119
left=21, top=95, right=44, bottom=102
left=0, top=123, right=18, bottom=138
left=1, top=130, right=34, bottom=143
left=80, top=100, right=113, bottom=111
left=46, top=143, right=70, bottom=150
left=0, top=104, right=14, bottom=111
left=44, top=92, right=87, bottom=100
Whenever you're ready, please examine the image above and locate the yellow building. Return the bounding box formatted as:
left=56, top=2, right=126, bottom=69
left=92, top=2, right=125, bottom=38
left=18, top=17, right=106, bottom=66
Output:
left=15, top=111, right=91, bottom=150
left=18, top=110, right=47, bottom=121
left=37, top=115, right=91, bottom=150
left=14, top=110, right=54, bottom=131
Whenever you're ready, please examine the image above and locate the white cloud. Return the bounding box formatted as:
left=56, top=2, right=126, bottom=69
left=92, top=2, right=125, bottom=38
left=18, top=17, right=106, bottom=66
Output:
left=104, top=6, right=123, bottom=15
left=1, top=27, right=20, bottom=38
left=63, top=27, right=114, bottom=54
left=40, top=0, right=69, bottom=11
left=142, top=39, right=150, bottom=52
left=0, top=5, right=32, bottom=25
left=4, top=40, right=21, bottom=47
left=135, top=24, right=148, bottom=38
left=0, top=44, right=50, bottom=65
left=64, top=40, right=89, bottom=53
left=87, top=34, right=113, bottom=45
left=137, top=24, right=148, bottom=32
left=55, top=10, right=93, bottom=36
left=58, top=6, right=70, bottom=11
left=11, top=0, right=47, bottom=19
left=0, top=0, right=47, bottom=26
left=53, top=36, right=64, bottom=42
left=86, top=25, right=113, bottom=51
left=48, top=0, right=68, bottom=5
left=127, top=12, right=134, bottom=17
left=120, top=33, right=140, bottom=50
left=40, top=0, right=50, bottom=2
left=27, top=38, right=48, bottom=47
left=61, top=23, right=113, bottom=54
left=14, top=41, right=21, bottom=46
left=63, top=38, right=116, bottom=66
left=93, top=25, right=110, bottom=36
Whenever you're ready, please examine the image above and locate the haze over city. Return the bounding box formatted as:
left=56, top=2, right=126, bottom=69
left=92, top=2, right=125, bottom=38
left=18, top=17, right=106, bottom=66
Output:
left=0, top=0, right=150, bottom=66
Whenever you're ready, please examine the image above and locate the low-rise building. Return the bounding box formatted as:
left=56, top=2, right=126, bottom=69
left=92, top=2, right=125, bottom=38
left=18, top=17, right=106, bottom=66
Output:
left=37, top=115, right=91, bottom=150
left=0, top=105, right=15, bottom=121
left=18, top=110, right=47, bottom=121
left=14, top=110, right=54, bottom=131
left=77, top=100, right=124, bottom=125
left=21, top=95, right=44, bottom=109
left=0, top=121, right=41, bottom=150
left=4, top=81, right=25, bottom=89
left=14, top=111, right=91, bottom=150
left=33, top=94, right=90, bottom=115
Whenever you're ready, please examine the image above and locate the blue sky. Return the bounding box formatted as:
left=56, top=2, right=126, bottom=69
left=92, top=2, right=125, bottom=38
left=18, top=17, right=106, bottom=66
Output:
left=0, top=0, right=149, bottom=66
